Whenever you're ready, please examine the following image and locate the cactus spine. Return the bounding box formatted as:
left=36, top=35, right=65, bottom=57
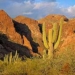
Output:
left=42, top=18, right=63, bottom=59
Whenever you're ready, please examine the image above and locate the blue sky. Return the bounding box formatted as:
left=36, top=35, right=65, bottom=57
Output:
left=0, top=0, right=75, bottom=19
left=57, top=0, right=75, bottom=7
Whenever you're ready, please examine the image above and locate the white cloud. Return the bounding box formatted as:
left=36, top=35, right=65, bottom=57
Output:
left=23, top=12, right=32, bottom=15
left=33, top=2, right=57, bottom=9
left=2, top=0, right=75, bottom=19
left=5, top=1, right=59, bottom=19
left=67, top=5, right=75, bottom=16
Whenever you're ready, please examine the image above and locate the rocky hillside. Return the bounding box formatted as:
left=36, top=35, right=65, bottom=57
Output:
left=0, top=10, right=43, bottom=59
left=14, top=15, right=44, bottom=55
left=38, top=14, right=75, bottom=53
left=0, top=10, right=75, bottom=59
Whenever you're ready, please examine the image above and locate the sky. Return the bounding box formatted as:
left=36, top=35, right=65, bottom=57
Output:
left=0, top=0, right=75, bottom=20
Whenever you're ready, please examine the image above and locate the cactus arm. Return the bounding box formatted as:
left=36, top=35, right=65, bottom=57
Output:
left=54, top=18, right=63, bottom=49
left=42, top=23, right=48, bottom=49
left=52, top=23, right=59, bottom=43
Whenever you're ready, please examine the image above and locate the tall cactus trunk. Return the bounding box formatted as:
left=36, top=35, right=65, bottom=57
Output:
left=42, top=23, right=48, bottom=49
left=48, top=29, right=53, bottom=59
left=48, top=43, right=53, bottom=59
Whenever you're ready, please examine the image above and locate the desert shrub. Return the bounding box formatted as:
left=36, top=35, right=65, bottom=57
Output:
left=54, top=44, right=75, bottom=75
left=0, top=60, right=5, bottom=74
left=0, top=43, right=75, bottom=75
left=2, top=61, right=27, bottom=75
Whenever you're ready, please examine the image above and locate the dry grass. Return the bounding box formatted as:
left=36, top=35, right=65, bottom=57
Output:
left=0, top=44, right=75, bottom=75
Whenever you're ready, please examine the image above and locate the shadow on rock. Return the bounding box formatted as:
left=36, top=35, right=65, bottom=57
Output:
left=13, top=20, right=39, bottom=53
left=0, top=33, right=32, bottom=60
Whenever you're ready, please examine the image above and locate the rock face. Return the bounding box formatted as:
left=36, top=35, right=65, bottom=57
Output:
left=62, top=19, right=75, bottom=37
left=38, top=14, right=75, bottom=51
left=0, top=10, right=37, bottom=58
left=13, top=20, right=33, bottom=51
left=0, top=10, right=22, bottom=44
left=23, top=35, right=32, bottom=50
left=14, top=16, right=44, bottom=55
left=0, top=10, right=44, bottom=59
left=38, top=14, right=69, bottom=34
left=38, top=14, right=69, bottom=23
left=0, top=34, right=32, bottom=59
left=0, top=10, right=75, bottom=59
left=61, top=19, right=75, bottom=48
left=14, top=16, right=42, bottom=39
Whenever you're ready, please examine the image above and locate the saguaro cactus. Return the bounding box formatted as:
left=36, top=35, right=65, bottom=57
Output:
left=42, top=18, right=63, bottom=59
